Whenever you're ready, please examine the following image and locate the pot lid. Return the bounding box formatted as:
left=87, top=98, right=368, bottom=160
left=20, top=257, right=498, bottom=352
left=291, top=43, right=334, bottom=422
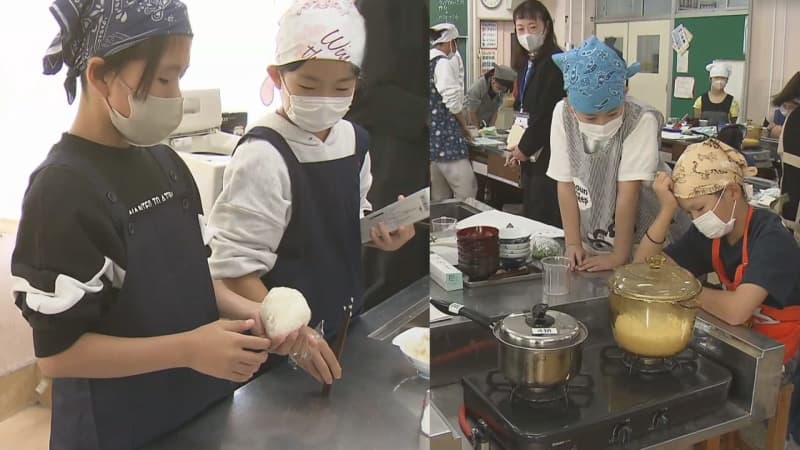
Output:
left=609, top=255, right=702, bottom=303
left=498, top=223, right=529, bottom=240
left=497, top=304, right=586, bottom=349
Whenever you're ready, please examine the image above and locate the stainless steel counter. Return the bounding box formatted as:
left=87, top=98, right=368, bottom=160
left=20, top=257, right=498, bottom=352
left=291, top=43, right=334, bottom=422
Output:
left=145, top=278, right=430, bottom=450
left=430, top=263, right=784, bottom=450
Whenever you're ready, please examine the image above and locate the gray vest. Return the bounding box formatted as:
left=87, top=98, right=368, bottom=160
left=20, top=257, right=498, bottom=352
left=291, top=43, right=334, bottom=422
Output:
left=562, top=99, right=689, bottom=253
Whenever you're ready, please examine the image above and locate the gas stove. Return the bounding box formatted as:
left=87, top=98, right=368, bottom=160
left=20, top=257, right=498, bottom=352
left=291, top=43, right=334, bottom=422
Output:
left=462, top=345, right=732, bottom=450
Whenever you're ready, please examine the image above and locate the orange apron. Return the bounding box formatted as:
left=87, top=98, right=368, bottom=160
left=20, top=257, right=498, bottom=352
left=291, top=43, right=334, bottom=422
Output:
left=712, top=206, right=800, bottom=363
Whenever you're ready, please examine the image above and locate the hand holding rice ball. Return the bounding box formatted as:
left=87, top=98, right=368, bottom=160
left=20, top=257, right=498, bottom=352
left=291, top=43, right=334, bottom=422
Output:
left=259, top=287, right=312, bottom=338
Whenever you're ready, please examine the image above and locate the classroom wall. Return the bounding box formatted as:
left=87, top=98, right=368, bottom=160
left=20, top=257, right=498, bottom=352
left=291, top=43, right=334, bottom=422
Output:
left=670, top=14, right=747, bottom=119
left=747, top=0, right=800, bottom=123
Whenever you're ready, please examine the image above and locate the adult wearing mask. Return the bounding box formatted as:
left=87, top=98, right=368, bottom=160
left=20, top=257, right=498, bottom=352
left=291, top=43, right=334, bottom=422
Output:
left=429, top=23, right=478, bottom=202
left=548, top=36, right=684, bottom=272
left=465, top=63, right=516, bottom=127
left=768, top=72, right=800, bottom=139
left=694, top=62, right=740, bottom=126
left=506, top=0, right=565, bottom=227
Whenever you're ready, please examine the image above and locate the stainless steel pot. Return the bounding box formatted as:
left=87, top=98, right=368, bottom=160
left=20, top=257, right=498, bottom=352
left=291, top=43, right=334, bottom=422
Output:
left=430, top=300, right=588, bottom=388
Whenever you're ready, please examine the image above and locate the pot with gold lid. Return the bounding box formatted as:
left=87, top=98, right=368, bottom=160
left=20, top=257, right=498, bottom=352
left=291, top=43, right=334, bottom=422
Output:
left=608, top=255, right=703, bottom=358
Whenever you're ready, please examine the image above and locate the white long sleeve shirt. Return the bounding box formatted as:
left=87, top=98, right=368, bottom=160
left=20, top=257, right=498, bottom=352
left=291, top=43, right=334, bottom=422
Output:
left=430, top=48, right=465, bottom=115
left=208, top=113, right=373, bottom=279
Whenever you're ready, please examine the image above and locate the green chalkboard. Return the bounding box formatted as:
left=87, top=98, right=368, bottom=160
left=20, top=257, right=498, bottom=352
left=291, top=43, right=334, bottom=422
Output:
left=430, top=0, right=468, bottom=35
left=671, top=15, right=747, bottom=117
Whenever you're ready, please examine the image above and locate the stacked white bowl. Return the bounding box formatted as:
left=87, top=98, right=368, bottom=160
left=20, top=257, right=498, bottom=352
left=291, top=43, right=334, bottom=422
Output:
left=498, top=223, right=531, bottom=271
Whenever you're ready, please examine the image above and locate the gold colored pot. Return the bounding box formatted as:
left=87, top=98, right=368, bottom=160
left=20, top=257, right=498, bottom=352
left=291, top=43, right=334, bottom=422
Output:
left=608, top=255, right=702, bottom=358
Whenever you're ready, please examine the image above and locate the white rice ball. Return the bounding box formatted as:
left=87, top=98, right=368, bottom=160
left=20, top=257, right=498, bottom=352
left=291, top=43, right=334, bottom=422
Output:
left=259, top=287, right=312, bottom=338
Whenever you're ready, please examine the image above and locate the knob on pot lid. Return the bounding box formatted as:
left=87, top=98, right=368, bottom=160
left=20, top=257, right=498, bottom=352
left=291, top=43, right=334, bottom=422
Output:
left=498, top=223, right=530, bottom=240
left=497, top=304, right=587, bottom=349
left=609, top=255, right=702, bottom=303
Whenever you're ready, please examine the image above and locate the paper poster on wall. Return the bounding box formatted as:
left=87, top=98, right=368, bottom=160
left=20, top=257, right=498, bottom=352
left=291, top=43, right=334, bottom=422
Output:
left=480, top=49, right=497, bottom=73
left=677, top=51, right=689, bottom=73
left=480, top=22, right=498, bottom=49
left=671, top=24, right=693, bottom=55
left=673, top=76, right=695, bottom=99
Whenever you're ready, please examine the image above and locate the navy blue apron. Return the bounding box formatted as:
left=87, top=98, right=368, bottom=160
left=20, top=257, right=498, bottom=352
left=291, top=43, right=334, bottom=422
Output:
left=429, top=55, right=469, bottom=162
left=234, top=124, right=368, bottom=339
left=36, top=146, right=233, bottom=450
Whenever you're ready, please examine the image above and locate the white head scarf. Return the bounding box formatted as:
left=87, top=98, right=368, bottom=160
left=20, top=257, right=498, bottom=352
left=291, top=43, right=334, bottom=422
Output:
left=261, top=0, right=366, bottom=105
left=430, top=23, right=459, bottom=45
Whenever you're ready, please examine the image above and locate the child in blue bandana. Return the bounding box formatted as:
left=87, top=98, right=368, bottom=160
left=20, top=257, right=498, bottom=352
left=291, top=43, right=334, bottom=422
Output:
left=547, top=36, right=687, bottom=272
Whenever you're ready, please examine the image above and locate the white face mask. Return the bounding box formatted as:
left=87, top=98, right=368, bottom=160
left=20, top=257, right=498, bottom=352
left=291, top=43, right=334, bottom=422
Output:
left=712, top=79, right=727, bottom=91
left=693, top=189, right=736, bottom=239
left=108, top=80, right=184, bottom=147
left=281, top=77, right=353, bottom=133
left=517, top=33, right=545, bottom=53
left=577, top=114, right=624, bottom=141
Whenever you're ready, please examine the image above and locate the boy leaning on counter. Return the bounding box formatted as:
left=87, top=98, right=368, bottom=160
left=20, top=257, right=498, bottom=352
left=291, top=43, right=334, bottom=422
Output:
left=635, top=138, right=800, bottom=446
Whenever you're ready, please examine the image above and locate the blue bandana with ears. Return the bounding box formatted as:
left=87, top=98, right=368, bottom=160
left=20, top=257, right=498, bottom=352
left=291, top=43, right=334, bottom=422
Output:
left=552, top=35, right=640, bottom=113
left=43, top=0, right=193, bottom=104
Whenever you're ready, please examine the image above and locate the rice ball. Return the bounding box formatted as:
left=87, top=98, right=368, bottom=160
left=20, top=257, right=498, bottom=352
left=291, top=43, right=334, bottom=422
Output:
left=260, top=287, right=311, bottom=338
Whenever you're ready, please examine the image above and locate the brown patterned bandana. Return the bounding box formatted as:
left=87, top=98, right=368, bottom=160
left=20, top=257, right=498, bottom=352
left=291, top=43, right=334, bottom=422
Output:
left=672, top=138, right=758, bottom=199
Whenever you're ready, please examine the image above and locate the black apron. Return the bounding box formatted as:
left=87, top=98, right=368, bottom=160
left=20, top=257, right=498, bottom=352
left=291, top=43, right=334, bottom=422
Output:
left=700, top=93, right=734, bottom=127
left=39, top=146, right=233, bottom=450
left=234, top=125, right=368, bottom=339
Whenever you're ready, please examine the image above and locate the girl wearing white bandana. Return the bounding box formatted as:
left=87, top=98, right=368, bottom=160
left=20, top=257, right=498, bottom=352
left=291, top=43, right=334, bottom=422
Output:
left=207, top=0, right=415, bottom=386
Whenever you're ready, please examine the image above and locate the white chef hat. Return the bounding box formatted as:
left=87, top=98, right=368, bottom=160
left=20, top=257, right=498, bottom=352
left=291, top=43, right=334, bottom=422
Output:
left=706, top=62, right=732, bottom=79
left=430, top=23, right=459, bottom=45
left=261, top=0, right=366, bottom=105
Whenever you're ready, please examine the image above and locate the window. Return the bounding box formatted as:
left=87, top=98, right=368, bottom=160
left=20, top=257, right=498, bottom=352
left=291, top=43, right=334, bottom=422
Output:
left=605, top=36, right=625, bottom=55
left=598, top=0, right=673, bottom=19
left=643, top=0, right=672, bottom=16
left=599, top=0, right=639, bottom=18
left=637, top=35, right=660, bottom=73
left=726, top=0, right=749, bottom=8
left=678, top=0, right=749, bottom=11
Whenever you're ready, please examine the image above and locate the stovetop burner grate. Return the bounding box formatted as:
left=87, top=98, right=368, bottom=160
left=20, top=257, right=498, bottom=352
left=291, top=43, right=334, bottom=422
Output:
left=602, top=346, right=699, bottom=375
left=483, top=371, right=594, bottom=406
left=512, top=384, right=569, bottom=404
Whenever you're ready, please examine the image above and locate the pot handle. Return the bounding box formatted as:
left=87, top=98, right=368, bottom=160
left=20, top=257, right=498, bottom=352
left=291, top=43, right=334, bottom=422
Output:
left=429, top=298, right=495, bottom=331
